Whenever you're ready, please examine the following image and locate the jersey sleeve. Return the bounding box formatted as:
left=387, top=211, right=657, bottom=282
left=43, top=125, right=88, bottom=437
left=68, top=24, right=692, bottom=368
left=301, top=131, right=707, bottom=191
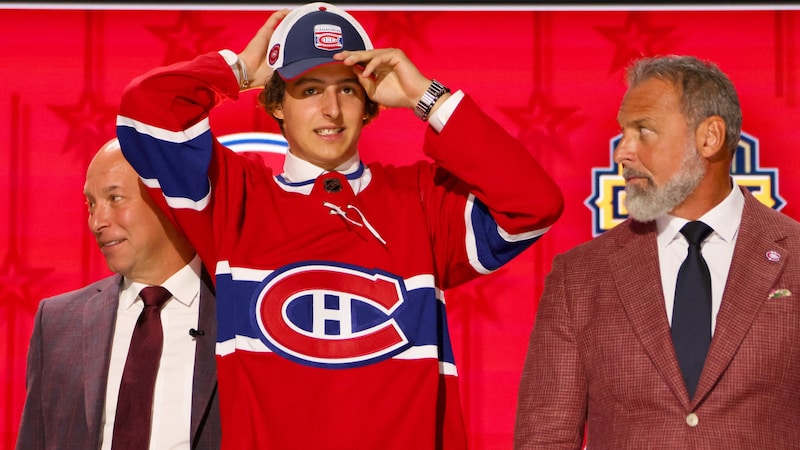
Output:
left=116, top=51, right=254, bottom=268
left=421, top=94, right=564, bottom=288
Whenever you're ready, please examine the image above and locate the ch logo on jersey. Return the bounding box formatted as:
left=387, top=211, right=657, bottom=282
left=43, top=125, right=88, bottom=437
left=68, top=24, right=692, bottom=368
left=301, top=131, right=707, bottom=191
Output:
left=253, top=263, right=410, bottom=369
left=585, top=131, right=785, bottom=237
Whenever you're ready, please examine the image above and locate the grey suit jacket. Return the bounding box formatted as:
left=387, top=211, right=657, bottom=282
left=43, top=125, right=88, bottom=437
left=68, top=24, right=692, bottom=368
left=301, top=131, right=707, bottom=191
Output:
left=515, top=186, right=800, bottom=449
left=16, top=273, right=221, bottom=450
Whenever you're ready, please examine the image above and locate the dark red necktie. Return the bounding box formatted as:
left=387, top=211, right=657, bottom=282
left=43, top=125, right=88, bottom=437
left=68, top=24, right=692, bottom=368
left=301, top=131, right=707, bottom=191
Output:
left=671, top=221, right=714, bottom=400
left=111, top=286, right=171, bottom=450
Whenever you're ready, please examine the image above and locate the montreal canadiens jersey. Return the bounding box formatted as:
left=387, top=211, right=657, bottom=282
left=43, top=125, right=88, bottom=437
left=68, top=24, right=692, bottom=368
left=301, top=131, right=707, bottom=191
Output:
left=116, top=52, right=563, bottom=450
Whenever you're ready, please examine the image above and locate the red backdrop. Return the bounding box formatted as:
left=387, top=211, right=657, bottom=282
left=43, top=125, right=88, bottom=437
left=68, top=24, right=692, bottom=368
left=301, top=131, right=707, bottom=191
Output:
left=1, top=4, right=799, bottom=449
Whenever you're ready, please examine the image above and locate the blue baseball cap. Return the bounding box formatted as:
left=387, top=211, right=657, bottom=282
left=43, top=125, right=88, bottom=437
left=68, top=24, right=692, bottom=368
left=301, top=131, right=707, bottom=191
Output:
left=267, top=2, right=373, bottom=80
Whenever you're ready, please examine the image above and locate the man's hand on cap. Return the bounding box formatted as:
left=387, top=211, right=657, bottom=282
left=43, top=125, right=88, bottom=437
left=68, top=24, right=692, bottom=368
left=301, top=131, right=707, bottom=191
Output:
left=335, top=48, right=430, bottom=111
left=238, top=9, right=290, bottom=88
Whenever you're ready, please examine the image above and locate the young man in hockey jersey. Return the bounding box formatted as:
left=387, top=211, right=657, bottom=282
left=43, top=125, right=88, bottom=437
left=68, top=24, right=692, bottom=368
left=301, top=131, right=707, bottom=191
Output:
left=116, top=3, right=563, bottom=449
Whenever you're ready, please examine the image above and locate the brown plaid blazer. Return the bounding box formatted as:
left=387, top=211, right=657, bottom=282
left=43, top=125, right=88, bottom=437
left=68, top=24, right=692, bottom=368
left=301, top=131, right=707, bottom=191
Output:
left=515, top=186, right=800, bottom=449
left=16, top=273, right=220, bottom=450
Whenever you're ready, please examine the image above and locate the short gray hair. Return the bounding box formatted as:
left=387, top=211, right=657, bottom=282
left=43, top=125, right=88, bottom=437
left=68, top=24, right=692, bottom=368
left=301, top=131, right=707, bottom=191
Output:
left=626, top=55, right=742, bottom=154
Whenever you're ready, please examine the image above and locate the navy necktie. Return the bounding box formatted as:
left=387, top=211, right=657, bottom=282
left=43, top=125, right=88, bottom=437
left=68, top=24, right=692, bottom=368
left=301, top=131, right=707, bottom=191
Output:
left=111, top=285, right=171, bottom=450
left=671, top=221, right=714, bottom=400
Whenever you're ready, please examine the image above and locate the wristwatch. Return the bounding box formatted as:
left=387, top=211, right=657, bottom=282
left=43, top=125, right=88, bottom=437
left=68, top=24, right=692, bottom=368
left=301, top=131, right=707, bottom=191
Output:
left=414, top=79, right=450, bottom=121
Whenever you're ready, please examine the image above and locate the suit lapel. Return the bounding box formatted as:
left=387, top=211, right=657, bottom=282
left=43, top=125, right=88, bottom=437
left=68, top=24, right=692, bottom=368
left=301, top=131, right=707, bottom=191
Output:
left=191, top=275, right=217, bottom=443
left=83, top=275, right=122, bottom=436
left=607, top=220, right=691, bottom=407
left=693, top=191, right=787, bottom=403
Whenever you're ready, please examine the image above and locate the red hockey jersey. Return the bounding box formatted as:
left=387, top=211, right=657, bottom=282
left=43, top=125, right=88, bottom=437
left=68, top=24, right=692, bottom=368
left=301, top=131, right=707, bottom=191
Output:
left=117, top=51, right=563, bottom=449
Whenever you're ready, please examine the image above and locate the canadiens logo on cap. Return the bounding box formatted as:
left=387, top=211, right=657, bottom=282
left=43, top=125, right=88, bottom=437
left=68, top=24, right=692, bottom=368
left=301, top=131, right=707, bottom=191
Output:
left=314, top=24, right=343, bottom=51
left=267, top=2, right=373, bottom=80
left=268, top=44, right=281, bottom=66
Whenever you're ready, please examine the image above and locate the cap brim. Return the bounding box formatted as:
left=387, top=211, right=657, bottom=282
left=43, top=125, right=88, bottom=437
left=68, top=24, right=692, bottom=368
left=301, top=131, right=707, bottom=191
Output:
left=277, top=58, right=347, bottom=81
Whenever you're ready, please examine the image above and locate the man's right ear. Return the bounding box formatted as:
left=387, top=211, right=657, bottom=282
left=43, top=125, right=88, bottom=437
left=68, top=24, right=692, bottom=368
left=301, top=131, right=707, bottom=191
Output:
left=272, top=106, right=284, bottom=120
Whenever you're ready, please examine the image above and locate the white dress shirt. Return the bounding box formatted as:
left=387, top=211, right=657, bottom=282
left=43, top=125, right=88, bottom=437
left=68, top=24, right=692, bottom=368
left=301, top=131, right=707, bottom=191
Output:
left=100, top=255, right=202, bottom=450
left=656, top=184, right=744, bottom=334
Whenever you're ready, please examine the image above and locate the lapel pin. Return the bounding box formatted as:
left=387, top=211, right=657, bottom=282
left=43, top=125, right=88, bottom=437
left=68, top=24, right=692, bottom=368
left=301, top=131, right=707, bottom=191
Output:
left=766, top=250, right=781, bottom=262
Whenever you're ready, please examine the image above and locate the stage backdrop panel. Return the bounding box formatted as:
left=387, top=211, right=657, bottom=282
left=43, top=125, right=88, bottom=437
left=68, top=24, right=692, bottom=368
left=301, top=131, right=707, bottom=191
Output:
left=1, top=4, right=798, bottom=449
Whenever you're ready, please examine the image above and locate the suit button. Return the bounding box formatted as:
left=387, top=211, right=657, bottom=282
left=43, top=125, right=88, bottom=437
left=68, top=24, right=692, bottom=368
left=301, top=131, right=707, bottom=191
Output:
left=685, top=413, right=699, bottom=427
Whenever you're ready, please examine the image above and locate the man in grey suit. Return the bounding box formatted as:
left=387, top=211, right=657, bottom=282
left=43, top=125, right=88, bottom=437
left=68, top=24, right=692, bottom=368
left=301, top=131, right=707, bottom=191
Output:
left=16, top=139, right=220, bottom=449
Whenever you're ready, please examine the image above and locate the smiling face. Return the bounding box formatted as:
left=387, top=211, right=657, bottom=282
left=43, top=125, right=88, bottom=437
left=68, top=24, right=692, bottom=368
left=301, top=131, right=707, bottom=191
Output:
left=614, top=77, right=706, bottom=222
left=84, top=140, right=193, bottom=284
left=273, top=63, right=368, bottom=170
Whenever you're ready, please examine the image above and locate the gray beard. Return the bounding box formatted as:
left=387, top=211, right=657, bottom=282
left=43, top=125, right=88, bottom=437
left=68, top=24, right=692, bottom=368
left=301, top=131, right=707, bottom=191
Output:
left=623, top=144, right=706, bottom=222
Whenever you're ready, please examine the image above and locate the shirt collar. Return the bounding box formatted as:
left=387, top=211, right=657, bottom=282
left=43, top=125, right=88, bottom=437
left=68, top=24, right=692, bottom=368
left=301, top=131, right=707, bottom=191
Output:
left=281, top=150, right=362, bottom=184
left=656, top=181, right=744, bottom=249
left=120, top=254, right=202, bottom=309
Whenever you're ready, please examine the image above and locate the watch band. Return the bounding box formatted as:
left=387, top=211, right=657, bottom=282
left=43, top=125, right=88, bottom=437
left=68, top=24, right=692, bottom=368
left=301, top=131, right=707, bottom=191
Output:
left=234, top=58, right=250, bottom=90
left=414, top=79, right=451, bottom=121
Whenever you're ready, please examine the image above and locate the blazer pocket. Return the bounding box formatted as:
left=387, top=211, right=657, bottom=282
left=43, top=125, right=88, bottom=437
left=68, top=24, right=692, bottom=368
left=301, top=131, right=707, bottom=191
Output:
left=760, top=296, right=799, bottom=316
